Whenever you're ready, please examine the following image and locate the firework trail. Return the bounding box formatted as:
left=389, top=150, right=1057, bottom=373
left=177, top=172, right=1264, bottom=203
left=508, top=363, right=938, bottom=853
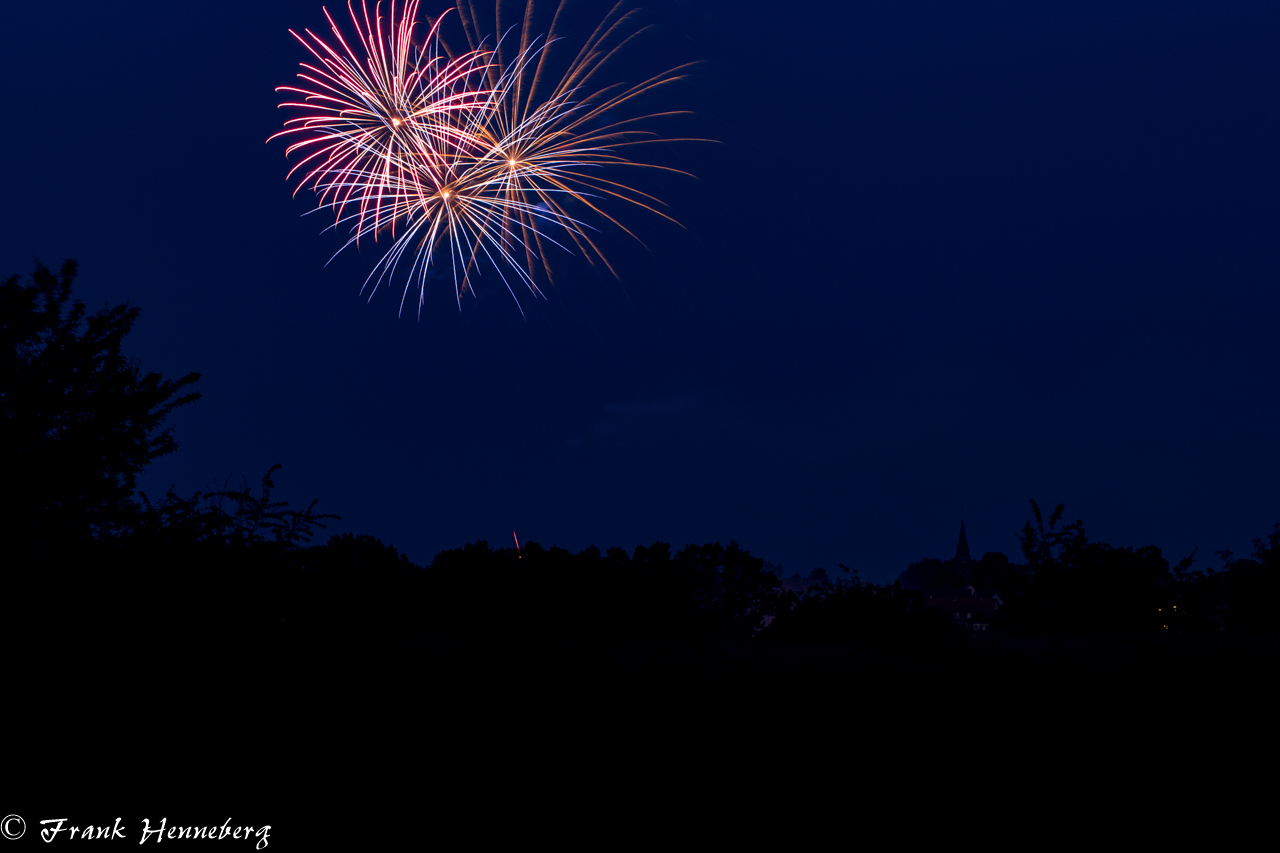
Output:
left=273, top=1, right=702, bottom=315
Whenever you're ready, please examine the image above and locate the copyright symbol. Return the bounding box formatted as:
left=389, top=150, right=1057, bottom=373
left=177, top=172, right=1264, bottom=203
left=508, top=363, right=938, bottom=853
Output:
left=1, top=816, right=24, bottom=841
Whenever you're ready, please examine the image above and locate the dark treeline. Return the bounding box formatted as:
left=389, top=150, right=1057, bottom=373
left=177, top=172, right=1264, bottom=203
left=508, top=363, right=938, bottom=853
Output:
left=6, top=261, right=1280, bottom=732
left=893, top=503, right=1280, bottom=640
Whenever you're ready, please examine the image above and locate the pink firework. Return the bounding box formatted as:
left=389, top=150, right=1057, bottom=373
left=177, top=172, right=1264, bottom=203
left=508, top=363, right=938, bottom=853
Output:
left=274, top=1, right=704, bottom=316
left=271, top=1, right=492, bottom=251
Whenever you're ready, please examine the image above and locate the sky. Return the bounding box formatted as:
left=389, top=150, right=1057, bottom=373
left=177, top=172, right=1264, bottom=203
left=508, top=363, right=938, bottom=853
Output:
left=3, top=0, right=1278, bottom=582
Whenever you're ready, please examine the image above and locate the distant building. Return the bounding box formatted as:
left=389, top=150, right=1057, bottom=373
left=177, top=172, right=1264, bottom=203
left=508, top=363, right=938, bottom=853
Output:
left=898, top=519, right=1005, bottom=633
left=954, top=519, right=971, bottom=563
left=775, top=566, right=830, bottom=593
left=926, top=591, right=1001, bottom=633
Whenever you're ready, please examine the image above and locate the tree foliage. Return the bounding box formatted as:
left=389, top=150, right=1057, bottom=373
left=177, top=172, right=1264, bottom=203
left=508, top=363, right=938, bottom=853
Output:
left=1, top=260, right=200, bottom=550
left=763, top=568, right=958, bottom=651
left=1000, top=500, right=1176, bottom=637
left=135, top=464, right=337, bottom=551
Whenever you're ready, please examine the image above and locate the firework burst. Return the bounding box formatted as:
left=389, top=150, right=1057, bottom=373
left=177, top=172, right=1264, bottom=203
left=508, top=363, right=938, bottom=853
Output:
left=273, top=1, right=702, bottom=315
left=270, top=2, right=493, bottom=258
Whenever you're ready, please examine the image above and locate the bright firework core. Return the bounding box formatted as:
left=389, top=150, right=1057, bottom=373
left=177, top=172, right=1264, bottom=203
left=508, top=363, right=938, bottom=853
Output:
left=271, top=0, right=705, bottom=317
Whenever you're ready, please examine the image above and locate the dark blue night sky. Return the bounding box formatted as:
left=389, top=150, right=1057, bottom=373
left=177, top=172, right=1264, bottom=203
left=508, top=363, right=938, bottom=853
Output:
left=3, top=0, right=1277, bottom=581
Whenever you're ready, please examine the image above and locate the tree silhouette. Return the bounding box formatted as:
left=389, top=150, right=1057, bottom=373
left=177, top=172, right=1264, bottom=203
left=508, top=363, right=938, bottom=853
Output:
left=1004, top=499, right=1175, bottom=637
left=1, top=260, right=200, bottom=553
left=1215, top=524, right=1280, bottom=634
left=763, top=567, right=957, bottom=651
left=134, top=464, right=336, bottom=550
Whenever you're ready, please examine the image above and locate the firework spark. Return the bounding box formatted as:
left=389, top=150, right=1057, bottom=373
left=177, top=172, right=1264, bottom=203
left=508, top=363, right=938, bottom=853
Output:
left=273, top=1, right=701, bottom=315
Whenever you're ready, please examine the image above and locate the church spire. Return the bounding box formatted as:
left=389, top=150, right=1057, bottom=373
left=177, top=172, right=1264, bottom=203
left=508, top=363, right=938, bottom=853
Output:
left=954, top=519, right=971, bottom=562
